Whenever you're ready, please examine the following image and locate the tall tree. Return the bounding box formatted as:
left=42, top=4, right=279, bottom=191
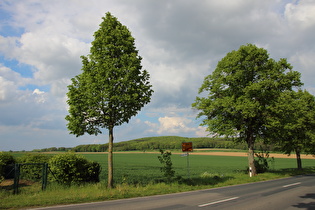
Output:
left=266, top=90, right=315, bottom=170
left=66, top=12, right=153, bottom=188
left=192, top=44, right=302, bottom=176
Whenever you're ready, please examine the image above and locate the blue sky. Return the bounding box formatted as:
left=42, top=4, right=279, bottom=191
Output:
left=1, top=0, right=315, bottom=151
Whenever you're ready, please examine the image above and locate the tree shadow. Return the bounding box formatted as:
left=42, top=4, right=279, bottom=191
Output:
left=268, top=167, right=315, bottom=176
left=176, top=175, right=234, bottom=186
left=0, top=179, right=36, bottom=191
left=292, top=193, right=315, bottom=209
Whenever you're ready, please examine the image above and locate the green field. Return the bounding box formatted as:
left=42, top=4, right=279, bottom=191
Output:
left=8, top=151, right=315, bottom=184
left=9, top=152, right=315, bottom=181
left=80, top=152, right=315, bottom=184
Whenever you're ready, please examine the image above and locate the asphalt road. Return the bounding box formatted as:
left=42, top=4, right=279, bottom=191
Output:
left=33, top=175, right=315, bottom=210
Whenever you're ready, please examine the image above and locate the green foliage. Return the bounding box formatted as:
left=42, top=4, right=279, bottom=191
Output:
left=31, top=136, right=277, bottom=153
left=65, top=12, right=153, bottom=136
left=0, top=152, right=16, bottom=181
left=193, top=44, right=302, bottom=174
left=48, top=153, right=101, bottom=185
left=32, top=147, right=72, bottom=152
left=253, top=146, right=275, bottom=173
left=193, top=43, right=302, bottom=140
left=157, top=149, right=175, bottom=182
left=266, top=90, right=315, bottom=169
left=70, top=136, right=250, bottom=152
left=0, top=165, right=3, bottom=183
left=65, top=12, right=153, bottom=188
left=17, top=153, right=50, bottom=181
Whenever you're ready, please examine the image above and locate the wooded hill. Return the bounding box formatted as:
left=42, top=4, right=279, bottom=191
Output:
left=33, top=136, right=274, bottom=152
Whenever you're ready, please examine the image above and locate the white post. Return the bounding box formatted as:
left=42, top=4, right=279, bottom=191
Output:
left=187, top=152, right=190, bottom=179
left=249, top=167, right=252, bottom=177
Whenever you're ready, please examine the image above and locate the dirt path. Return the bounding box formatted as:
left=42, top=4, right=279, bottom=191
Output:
left=190, top=151, right=315, bottom=159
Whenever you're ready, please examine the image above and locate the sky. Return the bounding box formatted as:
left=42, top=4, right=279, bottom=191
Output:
left=1, top=0, right=315, bottom=151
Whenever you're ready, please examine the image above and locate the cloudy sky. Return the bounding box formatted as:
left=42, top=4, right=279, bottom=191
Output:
left=1, top=0, right=315, bottom=151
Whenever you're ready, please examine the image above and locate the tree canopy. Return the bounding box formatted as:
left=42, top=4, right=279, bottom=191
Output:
left=66, top=12, right=153, bottom=187
left=192, top=44, right=302, bottom=175
left=266, top=89, right=315, bottom=169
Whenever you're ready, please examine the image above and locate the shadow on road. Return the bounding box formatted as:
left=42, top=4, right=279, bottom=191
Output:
left=177, top=175, right=234, bottom=186
left=292, top=193, right=315, bottom=209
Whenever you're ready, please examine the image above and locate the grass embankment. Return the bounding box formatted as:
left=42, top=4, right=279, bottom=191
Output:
left=1, top=152, right=314, bottom=209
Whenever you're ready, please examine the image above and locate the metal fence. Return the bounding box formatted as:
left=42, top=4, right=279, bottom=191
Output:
left=8, top=163, right=49, bottom=194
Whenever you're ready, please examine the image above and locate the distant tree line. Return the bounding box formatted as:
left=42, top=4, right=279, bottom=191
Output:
left=32, top=147, right=72, bottom=152
left=32, top=136, right=277, bottom=153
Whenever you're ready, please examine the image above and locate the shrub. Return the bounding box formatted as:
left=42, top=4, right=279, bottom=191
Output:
left=254, top=146, right=275, bottom=173
left=49, top=153, right=101, bottom=185
left=17, top=153, right=50, bottom=181
left=157, top=149, right=175, bottom=182
left=0, top=152, right=16, bottom=181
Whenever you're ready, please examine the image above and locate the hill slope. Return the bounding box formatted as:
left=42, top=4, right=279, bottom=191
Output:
left=69, top=136, right=248, bottom=152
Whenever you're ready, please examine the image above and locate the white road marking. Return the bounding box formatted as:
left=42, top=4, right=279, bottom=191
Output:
left=283, top=182, right=301, bottom=188
left=198, top=197, right=239, bottom=207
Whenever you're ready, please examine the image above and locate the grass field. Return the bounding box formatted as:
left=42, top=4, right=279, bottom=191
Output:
left=81, top=152, right=315, bottom=185
left=6, top=151, right=315, bottom=184
left=1, top=152, right=314, bottom=209
left=84, top=153, right=249, bottom=184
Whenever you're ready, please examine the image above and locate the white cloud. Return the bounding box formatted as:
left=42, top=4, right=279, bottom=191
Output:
left=1, top=0, right=315, bottom=150
left=305, top=87, right=315, bottom=96
left=157, top=116, right=194, bottom=134
left=0, top=64, right=31, bottom=102
left=32, top=88, right=46, bottom=103
left=144, top=115, right=205, bottom=137
left=0, top=35, right=20, bottom=58
left=195, top=126, right=208, bottom=137
left=0, top=76, right=13, bottom=101
left=285, top=0, right=315, bottom=29
left=50, top=78, right=71, bottom=97
left=288, top=51, right=315, bottom=94
left=0, top=65, right=66, bottom=132
left=0, top=124, right=101, bottom=151
left=0, top=32, right=89, bottom=96
left=33, top=88, right=44, bottom=95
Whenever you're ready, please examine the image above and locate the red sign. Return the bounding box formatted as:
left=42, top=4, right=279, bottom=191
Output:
left=182, top=142, right=193, bottom=152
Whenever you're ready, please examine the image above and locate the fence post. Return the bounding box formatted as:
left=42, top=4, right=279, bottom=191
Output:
left=13, top=163, right=20, bottom=194
left=42, top=163, right=48, bottom=190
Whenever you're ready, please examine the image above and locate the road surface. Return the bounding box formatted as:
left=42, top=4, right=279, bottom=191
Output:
left=33, top=175, right=315, bottom=210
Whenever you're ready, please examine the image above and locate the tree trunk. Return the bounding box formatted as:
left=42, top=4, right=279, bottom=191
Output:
left=247, top=135, right=257, bottom=176
left=295, top=148, right=302, bottom=170
left=108, top=125, right=114, bottom=188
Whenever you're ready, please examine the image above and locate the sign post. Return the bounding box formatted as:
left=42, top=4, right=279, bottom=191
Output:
left=182, top=142, right=193, bottom=178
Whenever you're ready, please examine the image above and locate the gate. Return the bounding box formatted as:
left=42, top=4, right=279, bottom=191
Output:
left=13, top=163, right=48, bottom=194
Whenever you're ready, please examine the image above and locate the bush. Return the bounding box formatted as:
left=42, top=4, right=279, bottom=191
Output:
left=254, top=147, right=275, bottom=173
left=0, top=152, right=16, bottom=181
left=17, top=153, right=50, bottom=181
left=49, top=153, right=101, bottom=185
left=158, top=149, right=175, bottom=182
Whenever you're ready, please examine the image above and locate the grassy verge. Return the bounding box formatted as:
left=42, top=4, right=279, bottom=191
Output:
left=1, top=167, right=315, bottom=209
